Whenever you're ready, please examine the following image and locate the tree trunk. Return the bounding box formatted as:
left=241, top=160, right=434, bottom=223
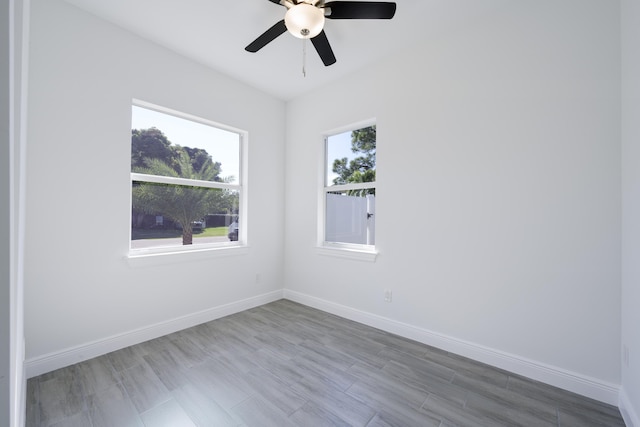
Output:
left=182, top=225, right=193, bottom=245
left=134, top=212, right=145, bottom=228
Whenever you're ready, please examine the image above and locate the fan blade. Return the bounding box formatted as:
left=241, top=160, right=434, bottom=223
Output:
left=245, top=20, right=287, bottom=53
left=324, top=1, right=396, bottom=19
left=311, top=30, right=337, bottom=66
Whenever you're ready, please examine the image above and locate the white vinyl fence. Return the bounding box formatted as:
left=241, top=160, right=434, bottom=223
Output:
left=326, top=193, right=375, bottom=245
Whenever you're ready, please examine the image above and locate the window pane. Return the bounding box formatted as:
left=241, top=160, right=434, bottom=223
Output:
left=326, top=125, right=376, bottom=187
left=131, top=181, right=239, bottom=249
left=132, top=105, right=240, bottom=184
left=325, top=189, right=375, bottom=245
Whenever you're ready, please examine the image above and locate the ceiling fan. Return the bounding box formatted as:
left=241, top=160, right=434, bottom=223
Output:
left=245, top=0, right=397, bottom=67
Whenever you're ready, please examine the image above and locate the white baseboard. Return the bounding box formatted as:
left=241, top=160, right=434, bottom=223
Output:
left=25, top=290, right=283, bottom=378
left=14, top=338, right=26, bottom=427
left=25, top=288, right=623, bottom=409
left=283, top=289, right=621, bottom=406
left=18, top=373, right=26, bottom=427
left=620, top=387, right=640, bottom=427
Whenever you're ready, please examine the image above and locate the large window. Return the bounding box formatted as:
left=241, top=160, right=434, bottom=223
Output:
left=130, top=102, right=243, bottom=253
left=323, top=124, right=376, bottom=250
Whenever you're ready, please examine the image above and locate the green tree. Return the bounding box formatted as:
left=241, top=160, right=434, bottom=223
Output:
left=182, top=146, right=221, bottom=175
left=132, top=128, right=224, bottom=179
left=332, top=125, right=376, bottom=195
left=131, top=128, right=178, bottom=170
left=132, top=150, right=231, bottom=245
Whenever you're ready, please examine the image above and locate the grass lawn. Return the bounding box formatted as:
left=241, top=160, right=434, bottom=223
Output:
left=132, top=226, right=228, bottom=240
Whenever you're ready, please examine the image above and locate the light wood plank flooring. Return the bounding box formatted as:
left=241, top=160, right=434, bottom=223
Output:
left=26, top=299, right=626, bottom=426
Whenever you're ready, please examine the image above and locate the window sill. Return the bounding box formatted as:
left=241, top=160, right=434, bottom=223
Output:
left=316, top=245, right=378, bottom=262
left=126, top=244, right=249, bottom=267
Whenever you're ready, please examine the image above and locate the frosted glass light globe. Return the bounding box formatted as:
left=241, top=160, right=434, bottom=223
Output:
left=285, top=3, right=325, bottom=39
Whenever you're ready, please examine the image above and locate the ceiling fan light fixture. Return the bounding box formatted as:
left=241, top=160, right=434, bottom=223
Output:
left=246, top=0, right=397, bottom=67
left=284, top=3, right=325, bottom=39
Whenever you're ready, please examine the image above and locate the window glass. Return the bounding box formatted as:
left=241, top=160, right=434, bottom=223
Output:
left=326, top=126, right=376, bottom=187
left=324, top=125, right=376, bottom=247
left=132, top=105, right=239, bottom=182
left=131, top=104, right=242, bottom=251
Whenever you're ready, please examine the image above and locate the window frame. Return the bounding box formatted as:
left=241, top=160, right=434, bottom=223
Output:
left=128, top=100, right=247, bottom=261
left=318, top=120, right=378, bottom=262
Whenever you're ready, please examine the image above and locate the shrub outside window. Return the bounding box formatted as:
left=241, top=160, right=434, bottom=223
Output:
left=323, top=124, right=376, bottom=250
left=130, top=102, right=243, bottom=254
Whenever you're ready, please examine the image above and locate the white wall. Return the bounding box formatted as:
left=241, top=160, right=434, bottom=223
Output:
left=621, top=0, right=640, bottom=424
left=25, top=0, right=286, bottom=371
left=285, top=0, right=621, bottom=402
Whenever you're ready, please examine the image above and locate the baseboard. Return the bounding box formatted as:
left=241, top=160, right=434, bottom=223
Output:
left=16, top=334, right=27, bottom=427
left=283, top=289, right=620, bottom=406
left=25, top=290, right=284, bottom=378
left=18, top=373, right=26, bottom=427
left=620, top=387, right=640, bottom=427
left=25, top=288, right=623, bottom=408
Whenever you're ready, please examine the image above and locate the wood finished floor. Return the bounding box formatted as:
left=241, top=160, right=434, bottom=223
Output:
left=26, top=299, right=625, bottom=427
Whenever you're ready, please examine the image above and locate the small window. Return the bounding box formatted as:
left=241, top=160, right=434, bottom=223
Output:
left=323, top=124, right=376, bottom=249
left=130, top=103, right=243, bottom=253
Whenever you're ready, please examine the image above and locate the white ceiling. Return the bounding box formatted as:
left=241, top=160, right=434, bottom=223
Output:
left=62, top=0, right=503, bottom=100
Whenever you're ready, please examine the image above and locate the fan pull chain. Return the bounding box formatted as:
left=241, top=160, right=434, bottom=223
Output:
left=302, top=38, right=307, bottom=77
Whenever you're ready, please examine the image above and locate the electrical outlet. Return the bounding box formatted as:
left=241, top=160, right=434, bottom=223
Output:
left=624, top=345, right=630, bottom=367
left=256, top=273, right=261, bottom=284
left=384, top=289, right=392, bottom=302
